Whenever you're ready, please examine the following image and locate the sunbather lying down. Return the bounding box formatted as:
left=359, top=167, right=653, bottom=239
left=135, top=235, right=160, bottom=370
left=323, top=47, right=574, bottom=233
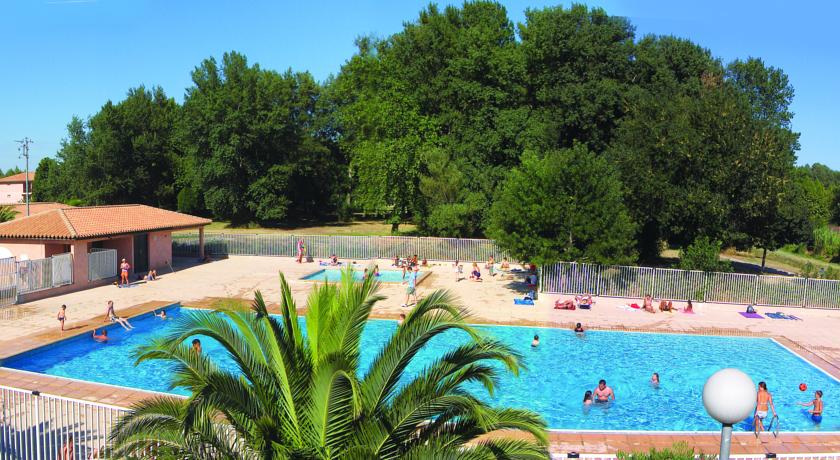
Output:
left=555, top=299, right=576, bottom=310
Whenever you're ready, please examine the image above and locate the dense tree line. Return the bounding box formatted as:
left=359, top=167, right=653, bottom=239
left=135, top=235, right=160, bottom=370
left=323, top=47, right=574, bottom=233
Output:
left=33, top=2, right=838, bottom=265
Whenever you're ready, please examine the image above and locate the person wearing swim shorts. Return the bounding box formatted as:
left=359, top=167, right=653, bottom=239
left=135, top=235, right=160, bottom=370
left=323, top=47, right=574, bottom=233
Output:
left=119, top=258, right=130, bottom=287
left=594, top=379, right=615, bottom=402
left=754, top=381, right=776, bottom=436
left=57, top=304, right=67, bottom=331
left=104, top=300, right=133, bottom=330
left=402, top=266, right=419, bottom=307
left=799, top=390, right=823, bottom=423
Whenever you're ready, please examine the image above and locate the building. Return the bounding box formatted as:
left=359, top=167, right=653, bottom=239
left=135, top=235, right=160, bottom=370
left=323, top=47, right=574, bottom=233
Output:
left=0, top=204, right=210, bottom=302
left=0, top=172, right=35, bottom=204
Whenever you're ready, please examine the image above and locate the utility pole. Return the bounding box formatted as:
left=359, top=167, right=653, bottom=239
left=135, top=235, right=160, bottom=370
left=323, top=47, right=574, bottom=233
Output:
left=15, top=137, right=33, bottom=216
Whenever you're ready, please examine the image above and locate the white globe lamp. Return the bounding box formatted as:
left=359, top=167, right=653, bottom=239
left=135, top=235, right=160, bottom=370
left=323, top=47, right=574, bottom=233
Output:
left=703, top=368, right=757, bottom=460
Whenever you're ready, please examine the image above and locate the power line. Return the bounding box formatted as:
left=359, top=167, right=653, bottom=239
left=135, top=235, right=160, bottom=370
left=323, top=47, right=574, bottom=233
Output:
left=15, top=137, right=33, bottom=217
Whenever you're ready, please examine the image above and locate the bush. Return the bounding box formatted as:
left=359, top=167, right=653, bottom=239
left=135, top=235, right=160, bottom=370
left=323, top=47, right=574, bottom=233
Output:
left=679, top=236, right=732, bottom=272
left=617, top=442, right=712, bottom=460
left=813, top=225, right=840, bottom=259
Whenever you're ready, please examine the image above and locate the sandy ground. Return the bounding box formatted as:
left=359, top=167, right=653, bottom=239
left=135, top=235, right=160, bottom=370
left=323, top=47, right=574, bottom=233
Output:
left=1, top=256, right=839, bottom=356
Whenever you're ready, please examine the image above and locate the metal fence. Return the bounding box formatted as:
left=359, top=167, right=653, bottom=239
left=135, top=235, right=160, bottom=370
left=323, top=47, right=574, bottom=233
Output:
left=0, top=258, right=16, bottom=308
left=173, top=233, right=507, bottom=262
left=88, top=249, right=117, bottom=282
left=1, top=384, right=127, bottom=460
left=541, top=262, right=840, bottom=308
left=14, top=254, right=74, bottom=296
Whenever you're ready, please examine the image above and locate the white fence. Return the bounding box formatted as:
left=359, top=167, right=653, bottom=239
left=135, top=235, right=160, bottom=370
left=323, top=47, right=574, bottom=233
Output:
left=541, top=262, right=840, bottom=308
left=87, top=249, right=117, bottom=282
left=15, top=254, right=74, bottom=296
left=173, top=233, right=507, bottom=262
left=0, top=258, right=16, bottom=308
left=0, top=385, right=127, bottom=459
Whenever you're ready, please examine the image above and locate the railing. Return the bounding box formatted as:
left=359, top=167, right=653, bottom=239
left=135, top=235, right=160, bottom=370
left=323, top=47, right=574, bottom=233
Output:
left=0, top=258, right=16, bottom=308
left=541, top=262, right=840, bottom=308
left=15, top=254, right=74, bottom=295
left=88, top=249, right=117, bottom=282
left=173, top=233, right=507, bottom=262
left=0, top=384, right=127, bottom=459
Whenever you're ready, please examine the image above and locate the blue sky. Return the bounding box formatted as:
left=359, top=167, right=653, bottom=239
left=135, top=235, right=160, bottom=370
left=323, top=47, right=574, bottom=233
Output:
left=1, top=0, right=838, bottom=171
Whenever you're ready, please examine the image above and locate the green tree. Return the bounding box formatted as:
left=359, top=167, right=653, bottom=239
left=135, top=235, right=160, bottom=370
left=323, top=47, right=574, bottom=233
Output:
left=111, top=270, right=549, bottom=459
left=181, top=51, right=345, bottom=225
left=487, top=145, right=636, bottom=265
left=678, top=236, right=731, bottom=272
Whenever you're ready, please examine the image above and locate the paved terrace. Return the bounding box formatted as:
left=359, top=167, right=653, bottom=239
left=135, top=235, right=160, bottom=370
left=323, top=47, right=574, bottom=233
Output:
left=1, top=256, right=839, bottom=456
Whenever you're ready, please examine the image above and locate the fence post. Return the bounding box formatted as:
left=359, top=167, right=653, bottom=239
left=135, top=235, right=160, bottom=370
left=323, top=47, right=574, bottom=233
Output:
left=802, top=278, right=809, bottom=308
left=752, top=275, right=759, bottom=305
left=33, top=390, right=41, bottom=460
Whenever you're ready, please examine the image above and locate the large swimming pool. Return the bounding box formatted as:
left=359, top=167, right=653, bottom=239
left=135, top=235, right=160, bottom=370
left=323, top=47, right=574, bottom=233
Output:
left=3, top=307, right=836, bottom=432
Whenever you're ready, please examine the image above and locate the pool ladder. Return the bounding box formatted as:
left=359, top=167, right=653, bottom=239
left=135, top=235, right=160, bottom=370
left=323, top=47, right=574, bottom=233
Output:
left=765, top=414, right=780, bottom=438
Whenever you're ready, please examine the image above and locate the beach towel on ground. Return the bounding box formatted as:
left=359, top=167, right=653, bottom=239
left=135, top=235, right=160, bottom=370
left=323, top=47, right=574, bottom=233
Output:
left=767, top=312, right=803, bottom=320
left=514, top=298, right=534, bottom=306
left=739, top=312, right=764, bottom=319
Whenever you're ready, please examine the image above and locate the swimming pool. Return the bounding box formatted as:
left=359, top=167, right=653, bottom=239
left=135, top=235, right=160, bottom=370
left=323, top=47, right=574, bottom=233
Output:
left=301, top=268, right=428, bottom=283
left=3, top=307, right=837, bottom=432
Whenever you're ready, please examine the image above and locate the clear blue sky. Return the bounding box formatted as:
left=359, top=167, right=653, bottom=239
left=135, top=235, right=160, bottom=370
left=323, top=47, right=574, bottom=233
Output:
left=1, top=0, right=838, bottom=171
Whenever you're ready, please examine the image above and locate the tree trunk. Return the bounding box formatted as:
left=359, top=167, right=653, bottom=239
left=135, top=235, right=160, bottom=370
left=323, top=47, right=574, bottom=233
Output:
left=760, top=247, right=767, bottom=274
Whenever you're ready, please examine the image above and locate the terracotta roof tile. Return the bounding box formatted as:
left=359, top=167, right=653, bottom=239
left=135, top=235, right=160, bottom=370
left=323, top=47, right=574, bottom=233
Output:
left=0, top=172, right=35, bottom=184
left=0, top=204, right=210, bottom=240
left=9, top=202, right=68, bottom=219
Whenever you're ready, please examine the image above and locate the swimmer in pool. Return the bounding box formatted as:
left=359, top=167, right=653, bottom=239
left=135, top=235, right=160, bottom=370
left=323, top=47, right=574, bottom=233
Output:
left=593, top=379, right=615, bottom=402
left=651, top=372, right=660, bottom=386
left=531, top=335, right=540, bottom=347
left=799, top=390, right=823, bottom=424
left=397, top=313, right=406, bottom=326
left=92, top=329, right=108, bottom=342
left=574, top=323, right=584, bottom=334
left=192, top=338, right=202, bottom=354
left=154, top=310, right=168, bottom=320
left=754, top=381, right=776, bottom=436
left=583, top=390, right=593, bottom=405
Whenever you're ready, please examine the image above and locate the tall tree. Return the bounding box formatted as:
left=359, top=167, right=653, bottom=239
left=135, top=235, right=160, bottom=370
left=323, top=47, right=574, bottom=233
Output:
left=488, top=145, right=637, bottom=265
left=111, top=271, right=549, bottom=458
left=181, top=52, right=345, bottom=225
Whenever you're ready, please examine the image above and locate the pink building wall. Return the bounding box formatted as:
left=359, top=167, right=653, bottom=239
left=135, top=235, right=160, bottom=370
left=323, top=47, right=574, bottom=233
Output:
left=0, top=183, right=25, bottom=204
left=148, top=231, right=172, bottom=272
left=0, top=240, right=48, bottom=259
left=98, top=237, right=134, bottom=274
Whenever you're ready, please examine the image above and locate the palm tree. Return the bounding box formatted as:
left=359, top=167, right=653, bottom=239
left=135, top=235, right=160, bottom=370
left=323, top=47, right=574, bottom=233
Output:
left=111, top=268, right=549, bottom=459
left=0, top=205, right=18, bottom=223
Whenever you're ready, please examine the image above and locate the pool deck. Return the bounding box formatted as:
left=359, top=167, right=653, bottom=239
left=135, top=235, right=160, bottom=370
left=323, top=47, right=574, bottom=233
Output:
left=1, top=255, right=840, bottom=455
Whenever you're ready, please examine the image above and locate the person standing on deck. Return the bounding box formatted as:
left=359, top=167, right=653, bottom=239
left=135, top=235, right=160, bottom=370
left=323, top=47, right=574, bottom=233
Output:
left=296, top=238, right=305, bottom=263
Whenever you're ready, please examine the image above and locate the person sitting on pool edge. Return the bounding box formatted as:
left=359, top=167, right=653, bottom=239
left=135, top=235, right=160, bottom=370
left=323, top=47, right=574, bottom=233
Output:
left=531, top=335, right=540, bottom=347
left=593, top=379, right=615, bottom=402
left=92, top=329, right=108, bottom=342
left=799, top=390, right=823, bottom=423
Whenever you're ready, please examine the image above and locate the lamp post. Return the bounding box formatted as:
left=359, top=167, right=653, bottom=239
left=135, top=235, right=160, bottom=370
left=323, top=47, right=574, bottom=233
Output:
left=703, top=368, right=757, bottom=460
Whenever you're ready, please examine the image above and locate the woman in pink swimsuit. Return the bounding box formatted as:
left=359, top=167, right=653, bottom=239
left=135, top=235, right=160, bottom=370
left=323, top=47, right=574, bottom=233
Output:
left=119, top=258, right=130, bottom=287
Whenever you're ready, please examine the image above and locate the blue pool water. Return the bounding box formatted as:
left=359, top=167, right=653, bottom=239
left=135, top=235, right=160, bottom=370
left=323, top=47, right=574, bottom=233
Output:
left=3, top=307, right=837, bottom=432
left=302, top=268, right=425, bottom=283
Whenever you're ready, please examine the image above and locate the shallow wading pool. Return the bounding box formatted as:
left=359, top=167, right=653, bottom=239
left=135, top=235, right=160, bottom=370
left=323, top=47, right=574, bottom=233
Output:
left=3, top=307, right=837, bottom=432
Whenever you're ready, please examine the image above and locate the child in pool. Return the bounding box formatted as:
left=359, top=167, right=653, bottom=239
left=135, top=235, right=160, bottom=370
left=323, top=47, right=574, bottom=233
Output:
left=583, top=390, right=593, bottom=405
left=799, top=390, right=823, bottom=423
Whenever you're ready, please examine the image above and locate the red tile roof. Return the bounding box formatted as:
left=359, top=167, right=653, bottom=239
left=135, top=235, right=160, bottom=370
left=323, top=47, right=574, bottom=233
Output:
left=9, top=202, right=68, bottom=219
left=0, top=172, right=35, bottom=184
left=0, top=204, right=210, bottom=240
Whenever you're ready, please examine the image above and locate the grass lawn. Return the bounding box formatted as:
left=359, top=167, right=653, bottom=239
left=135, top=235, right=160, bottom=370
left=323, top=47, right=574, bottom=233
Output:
left=723, top=248, right=840, bottom=277
left=191, top=220, right=417, bottom=237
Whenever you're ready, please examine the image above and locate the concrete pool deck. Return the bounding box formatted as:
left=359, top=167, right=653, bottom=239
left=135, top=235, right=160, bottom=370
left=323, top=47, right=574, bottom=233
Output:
left=1, top=255, right=839, bottom=455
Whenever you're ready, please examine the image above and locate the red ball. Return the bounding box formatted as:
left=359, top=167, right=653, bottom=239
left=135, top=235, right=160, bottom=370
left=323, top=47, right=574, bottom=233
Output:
left=799, top=383, right=808, bottom=391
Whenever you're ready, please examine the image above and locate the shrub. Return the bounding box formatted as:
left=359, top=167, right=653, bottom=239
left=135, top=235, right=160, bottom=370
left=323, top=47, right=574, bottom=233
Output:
left=679, top=236, right=732, bottom=272
left=617, top=442, right=712, bottom=460
left=813, top=225, right=840, bottom=259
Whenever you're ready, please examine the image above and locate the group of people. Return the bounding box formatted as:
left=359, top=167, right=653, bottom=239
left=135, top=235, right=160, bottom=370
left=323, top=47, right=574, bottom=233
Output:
left=640, top=295, right=692, bottom=314
left=90, top=300, right=134, bottom=342
left=583, top=380, right=617, bottom=404
left=555, top=293, right=595, bottom=310
left=753, top=381, right=825, bottom=435
left=117, top=258, right=159, bottom=288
